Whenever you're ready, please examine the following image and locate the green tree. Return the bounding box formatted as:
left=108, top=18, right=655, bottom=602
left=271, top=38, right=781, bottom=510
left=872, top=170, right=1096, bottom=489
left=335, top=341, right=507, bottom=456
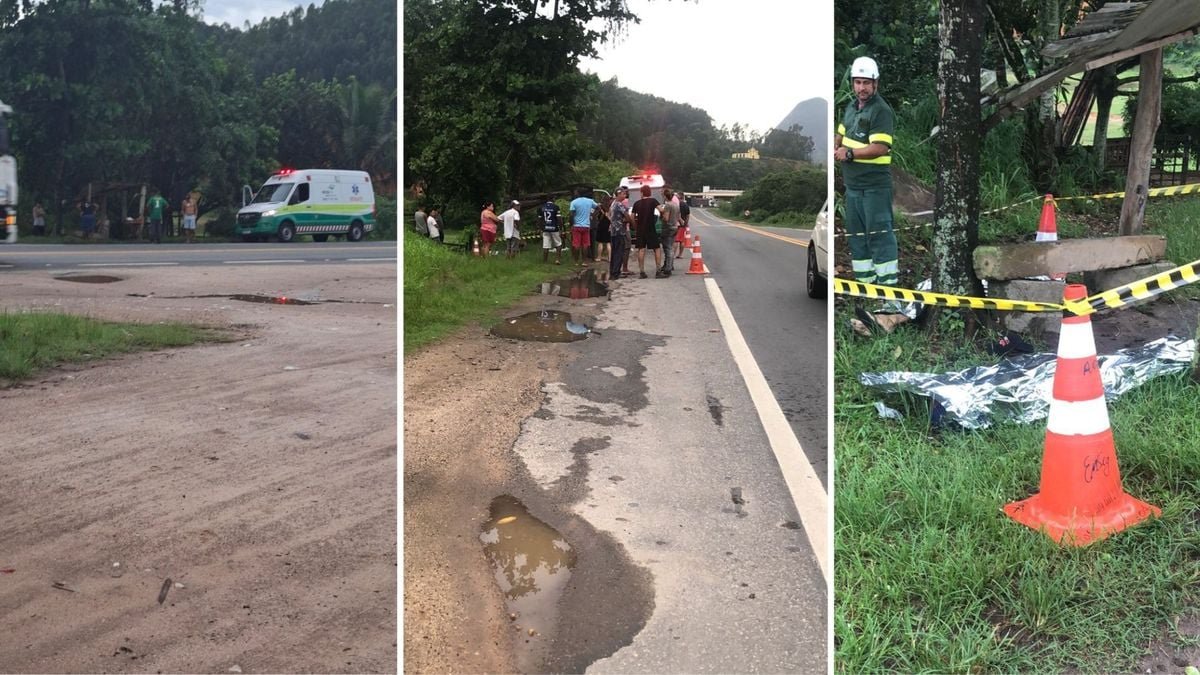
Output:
left=404, top=0, right=640, bottom=209
left=760, top=124, right=815, bottom=162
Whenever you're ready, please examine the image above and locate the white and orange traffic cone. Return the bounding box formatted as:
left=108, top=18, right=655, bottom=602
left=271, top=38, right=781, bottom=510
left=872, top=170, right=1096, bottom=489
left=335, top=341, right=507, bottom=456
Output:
left=1037, top=194, right=1066, bottom=281
left=472, top=237, right=480, bottom=257
left=1003, top=283, right=1159, bottom=545
left=686, top=235, right=707, bottom=275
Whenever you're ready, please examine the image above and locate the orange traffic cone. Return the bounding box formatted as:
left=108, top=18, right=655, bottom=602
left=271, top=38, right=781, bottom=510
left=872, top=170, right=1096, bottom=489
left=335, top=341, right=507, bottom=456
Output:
left=472, top=237, right=480, bottom=257
left=684, top=228, right=692, bottom=249
left=686, top=235, right=707, bottom=275
left=1036, top=194, right=1065, bottom=281
left=1003, top=283, right=1159, bottom=545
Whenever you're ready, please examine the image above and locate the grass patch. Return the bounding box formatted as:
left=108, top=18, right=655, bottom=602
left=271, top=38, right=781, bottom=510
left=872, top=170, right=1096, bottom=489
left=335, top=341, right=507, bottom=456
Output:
left=0, top=311, right=225, bottom=382
left=1145, top=196, right=1200, bottom=263
left=403, top=234, right=581, bottom=353
left=834, top=309, right=1200, bottom=672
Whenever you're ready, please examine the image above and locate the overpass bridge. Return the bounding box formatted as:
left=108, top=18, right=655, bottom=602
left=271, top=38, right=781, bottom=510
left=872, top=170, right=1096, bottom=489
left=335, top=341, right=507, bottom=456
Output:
left=693, top=186, right=744, bottom=201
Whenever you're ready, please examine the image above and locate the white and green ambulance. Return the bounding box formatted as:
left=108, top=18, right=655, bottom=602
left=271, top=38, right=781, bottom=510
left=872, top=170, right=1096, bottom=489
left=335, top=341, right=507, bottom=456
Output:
left=237, top=169, right=375, bottom=242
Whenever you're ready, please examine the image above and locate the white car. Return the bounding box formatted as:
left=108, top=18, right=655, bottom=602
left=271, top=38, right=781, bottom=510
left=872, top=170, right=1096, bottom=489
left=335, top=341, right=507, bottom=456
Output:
left=807, top=199, right=829, bottom=299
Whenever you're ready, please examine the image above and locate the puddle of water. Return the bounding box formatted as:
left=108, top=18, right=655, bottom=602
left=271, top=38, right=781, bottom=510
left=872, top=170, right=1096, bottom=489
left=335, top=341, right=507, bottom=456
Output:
left=228, top=294, right=315, bottom=306
left=491, top=310, right=589, bottom=342
left=538, top=269, right=610, bottom=299
left=480, top=495, right=576, bottom=672
left=55, top=274, right=123, bottom=284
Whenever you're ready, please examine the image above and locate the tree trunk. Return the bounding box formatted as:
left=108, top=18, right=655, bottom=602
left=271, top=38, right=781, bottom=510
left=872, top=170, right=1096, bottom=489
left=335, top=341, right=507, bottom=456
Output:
left=1119, top=49, right=1163, bottom=236
left=933, top=0, right=985, bottom=297
left=1093, top=67, right=1117, bottom=171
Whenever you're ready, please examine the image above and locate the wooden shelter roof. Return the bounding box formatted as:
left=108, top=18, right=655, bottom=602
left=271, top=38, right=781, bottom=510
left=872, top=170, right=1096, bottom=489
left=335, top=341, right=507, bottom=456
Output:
left=984, top=0, right=1200, bottom=129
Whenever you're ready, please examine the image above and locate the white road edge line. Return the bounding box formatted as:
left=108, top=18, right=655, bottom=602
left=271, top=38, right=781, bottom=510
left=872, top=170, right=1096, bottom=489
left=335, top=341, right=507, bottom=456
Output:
left=347, top=257, right=397, bottom=262
left=704, top=277, right=829, bottom=585
left=222, top=260, right=306, bottom=264
left=79, top=262, right=178, bottom=267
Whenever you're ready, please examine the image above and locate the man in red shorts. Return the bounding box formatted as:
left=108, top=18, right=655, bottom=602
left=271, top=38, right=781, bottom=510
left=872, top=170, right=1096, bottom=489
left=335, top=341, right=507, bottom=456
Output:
left=568, top=189, right=598, bottom=266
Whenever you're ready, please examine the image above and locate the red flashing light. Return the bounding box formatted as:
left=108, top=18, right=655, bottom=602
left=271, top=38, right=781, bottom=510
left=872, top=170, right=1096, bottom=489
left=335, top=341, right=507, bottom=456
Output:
left=278, top=168, right=294, bottom=176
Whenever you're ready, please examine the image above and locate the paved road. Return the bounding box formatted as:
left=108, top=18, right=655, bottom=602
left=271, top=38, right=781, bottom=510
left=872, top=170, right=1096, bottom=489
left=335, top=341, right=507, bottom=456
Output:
left=507, top=242, right=828, bottom=671
left=686, top=207, right=828, bottom=487
left=0, top=241, right=396, bottom=269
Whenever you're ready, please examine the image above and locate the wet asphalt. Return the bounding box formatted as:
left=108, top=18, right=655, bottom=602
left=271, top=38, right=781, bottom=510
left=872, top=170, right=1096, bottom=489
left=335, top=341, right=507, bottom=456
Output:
left=505, top=251, right=827, bottom=672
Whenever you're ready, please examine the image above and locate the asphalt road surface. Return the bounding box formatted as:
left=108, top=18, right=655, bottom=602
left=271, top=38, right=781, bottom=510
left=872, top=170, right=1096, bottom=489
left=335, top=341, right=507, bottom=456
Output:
left=0, top=241, right=396, bottom=269
left=503, top=240, right=828, bottom=672
left=686, top=208, right=828, bottom=487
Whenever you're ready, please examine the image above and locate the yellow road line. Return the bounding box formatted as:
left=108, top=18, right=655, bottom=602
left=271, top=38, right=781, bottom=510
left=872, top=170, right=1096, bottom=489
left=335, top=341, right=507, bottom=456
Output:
left=724, top=222, right=809, bottom=247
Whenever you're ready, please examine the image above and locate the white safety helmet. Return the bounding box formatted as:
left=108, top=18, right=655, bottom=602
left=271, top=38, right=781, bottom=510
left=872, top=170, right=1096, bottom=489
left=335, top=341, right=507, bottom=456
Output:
left=851, top=56, right=879, bottom=81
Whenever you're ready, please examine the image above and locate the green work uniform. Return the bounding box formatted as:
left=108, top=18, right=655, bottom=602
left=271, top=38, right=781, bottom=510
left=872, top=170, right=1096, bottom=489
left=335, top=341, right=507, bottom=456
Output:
left=839, top=92, right=897, bottom=288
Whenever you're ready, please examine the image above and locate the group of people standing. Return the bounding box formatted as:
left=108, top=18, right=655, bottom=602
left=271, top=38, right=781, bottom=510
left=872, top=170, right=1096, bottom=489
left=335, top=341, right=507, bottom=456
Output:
left=30, top=188, right=198, bottom=242
left=414, top=205, right=444, bottom=243
left=533, top=186, right=691, bottom=278
left=416, top=187, right=693, bottom=277
left=604, top=185, right=690, bottom=279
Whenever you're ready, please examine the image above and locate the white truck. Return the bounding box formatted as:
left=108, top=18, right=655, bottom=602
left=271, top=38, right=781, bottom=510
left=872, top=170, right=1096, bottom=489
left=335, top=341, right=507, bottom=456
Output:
left=0, top=100, right=16, bottom=243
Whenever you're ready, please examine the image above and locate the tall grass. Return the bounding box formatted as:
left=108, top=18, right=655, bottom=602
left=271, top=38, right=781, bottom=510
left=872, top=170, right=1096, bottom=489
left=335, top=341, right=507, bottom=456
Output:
left=0, top=312, right=220, bottom=381
left=404, top=234, right=576, bottom=352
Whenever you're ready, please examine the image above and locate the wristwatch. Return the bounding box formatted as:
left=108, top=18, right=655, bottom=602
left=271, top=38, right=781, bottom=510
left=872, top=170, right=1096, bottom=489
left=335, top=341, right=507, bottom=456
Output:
left=846, top=148, right=855, bottom=162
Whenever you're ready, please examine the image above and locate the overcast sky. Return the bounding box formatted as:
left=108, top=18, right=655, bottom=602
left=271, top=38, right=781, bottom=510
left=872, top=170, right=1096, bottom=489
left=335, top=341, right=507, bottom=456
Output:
left=202, top=0, right=325, bottom=28
left=216, top=0, right=831, bottom=132
left=580, top=0, right=833, bottom=134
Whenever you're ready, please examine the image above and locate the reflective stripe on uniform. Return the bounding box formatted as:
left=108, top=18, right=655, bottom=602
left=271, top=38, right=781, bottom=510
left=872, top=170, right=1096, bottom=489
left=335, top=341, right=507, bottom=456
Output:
left=875, top=260, right=899, bottom=278
left=841, top=136, right=891, bottom=164
left=852, top=259, right=874, bottom=274
left=837, top=123, right=846, bottom=135
left=869, top=132, right=893, bottom=145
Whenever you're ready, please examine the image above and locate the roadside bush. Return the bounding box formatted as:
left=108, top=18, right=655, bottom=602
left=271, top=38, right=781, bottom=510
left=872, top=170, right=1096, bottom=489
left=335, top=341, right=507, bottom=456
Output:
left=731, top=169, right=825, bottom=220
left=205, top=208, right=237, bottom=237
left=374, top=194, right=397, bottom=240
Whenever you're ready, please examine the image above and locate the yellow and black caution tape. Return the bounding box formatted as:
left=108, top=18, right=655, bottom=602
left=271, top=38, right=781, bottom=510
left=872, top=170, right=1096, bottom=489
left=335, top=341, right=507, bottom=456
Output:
left=1071, top=258, right=1200, bottom=316
left=836, top=257, right=1200, bottom=316
left=835, top=181, right=1200, bottom=238
left=835, top=278, right=1065, bottom=313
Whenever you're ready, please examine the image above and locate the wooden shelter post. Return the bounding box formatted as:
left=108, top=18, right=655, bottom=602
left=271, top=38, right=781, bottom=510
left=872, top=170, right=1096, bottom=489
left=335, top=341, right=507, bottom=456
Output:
left=1119, top=48, right=1163, bottom=236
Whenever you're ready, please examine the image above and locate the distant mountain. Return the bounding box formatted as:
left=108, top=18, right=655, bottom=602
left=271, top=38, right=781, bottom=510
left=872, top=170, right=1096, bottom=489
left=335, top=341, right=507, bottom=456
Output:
left=777, top=98, right=828, bottom=165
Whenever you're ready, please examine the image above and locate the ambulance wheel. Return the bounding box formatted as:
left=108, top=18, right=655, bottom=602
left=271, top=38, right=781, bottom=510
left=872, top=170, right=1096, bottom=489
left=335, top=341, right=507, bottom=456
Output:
left=277, top=221, right=296, bottom=243
left=312, top=234, right=329, bottom=243
left=347, top=220, right=365, bottom=242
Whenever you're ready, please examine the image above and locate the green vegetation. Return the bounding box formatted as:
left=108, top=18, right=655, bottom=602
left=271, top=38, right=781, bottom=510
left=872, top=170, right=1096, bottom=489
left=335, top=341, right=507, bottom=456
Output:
left=404, top=235, right=577, bottom=353
left=0, top=0, right=396, bottom=238
left=835, top=319, right=1200, bottom=673
left=716, top=169, right=825, bottom=228
left=0, top=312, right=225, bottom=381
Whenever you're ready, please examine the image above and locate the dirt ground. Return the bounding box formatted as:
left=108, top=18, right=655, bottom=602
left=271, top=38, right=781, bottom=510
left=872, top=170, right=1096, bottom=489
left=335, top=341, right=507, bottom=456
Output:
left=402, top=321, right=569, bottom=674
left=0, top=263, right=397, bottom=673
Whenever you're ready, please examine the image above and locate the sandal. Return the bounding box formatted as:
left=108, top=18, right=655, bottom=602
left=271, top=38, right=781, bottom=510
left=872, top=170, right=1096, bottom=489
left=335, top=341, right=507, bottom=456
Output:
left=853, top=306, right=885, bottom=335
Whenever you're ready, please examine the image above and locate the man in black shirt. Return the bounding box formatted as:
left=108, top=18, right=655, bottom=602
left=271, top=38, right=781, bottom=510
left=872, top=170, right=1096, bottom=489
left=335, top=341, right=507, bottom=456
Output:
left=630, top=185, right=664, bottom=279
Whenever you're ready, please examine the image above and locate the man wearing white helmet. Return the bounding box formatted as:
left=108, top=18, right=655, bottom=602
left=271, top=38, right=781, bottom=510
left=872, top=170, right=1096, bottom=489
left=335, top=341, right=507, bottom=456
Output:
left=835, top=56, right=902, bottom=329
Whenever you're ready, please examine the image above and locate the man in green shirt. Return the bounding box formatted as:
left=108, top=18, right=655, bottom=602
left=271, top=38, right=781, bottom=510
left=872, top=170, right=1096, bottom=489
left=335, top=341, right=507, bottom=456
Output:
left=145, top=189, right=168, bottom=244
left=836, top=56, right=906, bottom=332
